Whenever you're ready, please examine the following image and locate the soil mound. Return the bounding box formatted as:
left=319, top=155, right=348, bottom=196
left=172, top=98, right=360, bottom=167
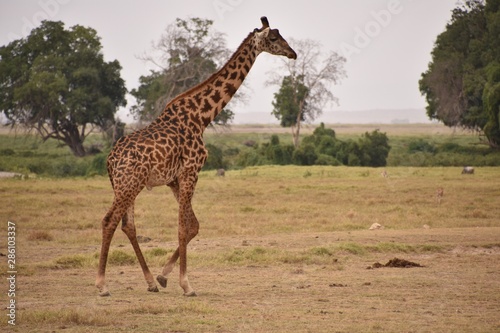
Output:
left=368, top=257, right=424, bottom=269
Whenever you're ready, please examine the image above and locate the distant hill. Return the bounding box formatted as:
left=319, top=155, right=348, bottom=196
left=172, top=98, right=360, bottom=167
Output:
left=234, top=109, right=433, bottom=125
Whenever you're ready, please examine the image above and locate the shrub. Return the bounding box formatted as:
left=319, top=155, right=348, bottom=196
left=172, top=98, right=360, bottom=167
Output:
left=315, top=154, right=341, bottom=166
left=27, top=160, right=51, bottom=174
left=263, top=136, right=294, bottom=165
left=439, top=142, right=461, bottom=152
left=408, top=139, right=436, bottom=153
left=292, top=143, right=317, bottom=165
left=51, top=160, right=88, bottom=177
left=359, top=130, right=391, bottom=167
left=87, top=153, right=108, bottom=176
left=0, top=148, right=15, bottom=156
left=203, top=143, right=227, bottom=170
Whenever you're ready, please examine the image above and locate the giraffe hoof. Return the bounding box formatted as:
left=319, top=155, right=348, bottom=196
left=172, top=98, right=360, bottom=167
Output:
left=183, top=291, right=197, bottom=297
left=148, top=286, right=159, bottom=293
left=99, top=290, right=111, bottom=297
left=156, top=275, right=167, bottom=288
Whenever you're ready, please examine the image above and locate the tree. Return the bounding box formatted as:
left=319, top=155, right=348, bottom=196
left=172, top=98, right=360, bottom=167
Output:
left=0, top=21, right=127, bottom=157
left=271, top=75, right=309, bottom=146
left=131, top=17, right=240, bottom=125
left=419, top=0, right=500, bottom=147
left=268, top=38, right=346, bottom=147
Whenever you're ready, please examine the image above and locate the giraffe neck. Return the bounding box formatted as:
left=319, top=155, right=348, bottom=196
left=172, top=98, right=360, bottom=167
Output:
left=153, top=32, right=260, bottom=132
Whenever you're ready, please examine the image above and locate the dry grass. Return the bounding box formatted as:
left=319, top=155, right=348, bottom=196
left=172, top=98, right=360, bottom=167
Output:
left=1, top=165, right=499, bottom=332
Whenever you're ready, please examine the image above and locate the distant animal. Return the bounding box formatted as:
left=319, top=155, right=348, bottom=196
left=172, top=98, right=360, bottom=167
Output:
left=94, top=16, right=297, bottom=297
left=216, top=168, right=225, bottom=177
left=462, top=166, right=474, bottom=174
left=381, top=170, right=388, bottom=178
left=436, top=187, right=444, bottom=204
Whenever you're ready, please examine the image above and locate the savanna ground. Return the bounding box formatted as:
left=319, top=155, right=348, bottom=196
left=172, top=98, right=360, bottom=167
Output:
left=0, top=124, right=499, bottom=332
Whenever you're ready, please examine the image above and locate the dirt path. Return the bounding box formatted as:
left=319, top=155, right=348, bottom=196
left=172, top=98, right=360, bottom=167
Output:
left=5, top=227, right=500, bottom=333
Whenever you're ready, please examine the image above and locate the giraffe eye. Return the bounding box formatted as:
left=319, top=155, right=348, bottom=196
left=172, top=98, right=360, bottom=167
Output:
left=269, top=34, right=278, bottom=42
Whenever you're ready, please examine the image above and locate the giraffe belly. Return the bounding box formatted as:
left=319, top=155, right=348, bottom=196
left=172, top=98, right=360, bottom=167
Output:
left=145, top=169, right=175, bottom=190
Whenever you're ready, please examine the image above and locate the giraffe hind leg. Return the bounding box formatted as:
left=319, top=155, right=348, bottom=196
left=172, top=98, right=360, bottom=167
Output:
left=121, top=203, right=159, bottom=293
left=96, top=200, right=126, bottom=296
left=157, top=181, right=181, bottom=289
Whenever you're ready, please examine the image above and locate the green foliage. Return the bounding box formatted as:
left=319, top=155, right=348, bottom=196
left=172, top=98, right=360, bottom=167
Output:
left=483, top=62, right=500, bottom=147
left=2, top=125, right=500, bottom=178
left=408, top=139, right=437, bottom=153
left=0, top=21, right=127, bottom=156
left=203, top=143, right=227, bottom=170
left=315, top=154, right=342, bottom=166
left=263, top=135, right=294, bottom=165
left=87, top=153, right=108, bottom=176
left=419, top=0, right=500, bottom=147
left=230, top=124, right=390, bottom=167
left=294, top=124, right=391, bottom=167
left=292, top=143, right=318, bottom=165
left=271, top=75, right=309, bottom=127
left=390, top=135, right=500, bottom=167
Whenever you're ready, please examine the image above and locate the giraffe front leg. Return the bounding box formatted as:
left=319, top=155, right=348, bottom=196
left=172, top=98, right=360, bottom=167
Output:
left=157, top=248, right=179, bottom=288
left=158, top=170, right=200, bottom=296
left=178, top=205, right=199, bottom=296
left=178, top=237, right=196, bottom=297
left=157, top=242, right=195, bottom=296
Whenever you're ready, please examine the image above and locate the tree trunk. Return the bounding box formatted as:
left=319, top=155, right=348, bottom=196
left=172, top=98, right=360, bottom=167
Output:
left=291, top=124, right=299, bottom=148
left=63, top=124, right=87, bottom=157
left=68, top=140, right=87, bottom=157
left=292, top=102, right=304, bottom=148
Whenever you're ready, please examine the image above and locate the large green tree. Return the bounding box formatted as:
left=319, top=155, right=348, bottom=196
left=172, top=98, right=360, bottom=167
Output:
left=131, top=17, right=239, bottom=125
left=419, top=0, right=500, bottom=147
left=0, top=21, right=127, bottom=156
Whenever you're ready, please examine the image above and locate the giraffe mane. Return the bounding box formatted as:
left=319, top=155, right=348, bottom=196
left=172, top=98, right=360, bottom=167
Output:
left=164, top=30, right=256, bottom=107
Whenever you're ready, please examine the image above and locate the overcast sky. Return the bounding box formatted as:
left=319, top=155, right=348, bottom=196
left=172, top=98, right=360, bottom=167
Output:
left=0, top=0, right=459, bottom=123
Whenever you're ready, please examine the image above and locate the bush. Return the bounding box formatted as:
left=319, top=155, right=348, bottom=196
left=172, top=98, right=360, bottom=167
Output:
left=203, top=143, right=227, bottom=170
left=27, top=160, right=51, bottom=174
left=0, top=148, right=15, bottom=156
left=292, top=143, right=317, bottom=165
left=439, top=142, right=461, bottom=153
left=296, top=127, right=390, bottom=167
left=87, top=153, right=108, bottom=176
left=263, top=136, right=294, bottom=165
left=236, top=148, right=266, bottom=167
left=408, top=139, right=436, bottom=153
left=315, top=154, right=341, bottom=166
left=52, top=160, right=88, bottom=177
left=359, top=130, right=391, bottom=167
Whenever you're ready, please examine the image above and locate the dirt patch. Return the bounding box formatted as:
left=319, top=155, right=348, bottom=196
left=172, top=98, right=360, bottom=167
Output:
left=367, top=257, right=424, bottom=269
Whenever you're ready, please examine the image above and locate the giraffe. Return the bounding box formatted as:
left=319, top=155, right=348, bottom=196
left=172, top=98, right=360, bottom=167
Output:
left=95, top=16, right=297, bottom=297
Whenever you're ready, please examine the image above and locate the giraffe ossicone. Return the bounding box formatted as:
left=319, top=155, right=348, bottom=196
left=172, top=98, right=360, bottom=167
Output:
left=95, top=16, right=296, bottom=297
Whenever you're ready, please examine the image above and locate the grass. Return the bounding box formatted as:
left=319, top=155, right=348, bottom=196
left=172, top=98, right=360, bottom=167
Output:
left=1, top=164, right=498, bottom=245
left=19, top=308, right=115, bottom=327
left=1, top=151, right=499, bottom=331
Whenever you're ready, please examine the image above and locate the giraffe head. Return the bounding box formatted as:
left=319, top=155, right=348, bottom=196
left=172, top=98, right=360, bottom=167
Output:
left=253, top=16, right=297, bottom=60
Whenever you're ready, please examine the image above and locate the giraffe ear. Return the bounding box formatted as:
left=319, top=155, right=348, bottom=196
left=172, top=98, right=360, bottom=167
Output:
left=260, top=16, right=270, bottom=29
